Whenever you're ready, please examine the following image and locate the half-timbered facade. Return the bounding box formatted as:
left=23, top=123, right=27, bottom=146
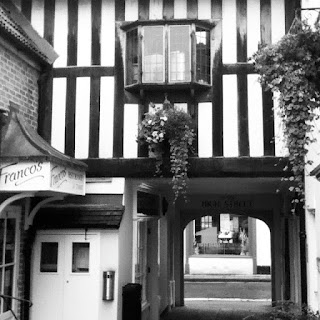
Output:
left=4, top=0, right=320, bottom=319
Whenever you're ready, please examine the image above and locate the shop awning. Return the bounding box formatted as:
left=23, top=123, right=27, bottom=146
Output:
left=0, top=103, right=87, bottom=196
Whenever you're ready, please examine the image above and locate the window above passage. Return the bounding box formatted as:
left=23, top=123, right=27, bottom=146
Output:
left=123, top=20, right=214, bottom=91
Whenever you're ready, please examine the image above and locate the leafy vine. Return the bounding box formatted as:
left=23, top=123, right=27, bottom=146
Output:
left=251, top=19, right=320, bottom=209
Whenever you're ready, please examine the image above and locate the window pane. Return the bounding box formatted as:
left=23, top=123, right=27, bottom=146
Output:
left=169, top=25, right=190, bottom=82
left=0, top=220, right=4, bottom=264
left=3, top=266, right=13, bottom=312
left=196, top=27, right=211, bottom=84
left=126, top=28, right=139, bottom=85
left=195, top=214, right=250, bottom=256
left=72, top=243, right=90, bottom=273
left=40, top=242, right=58, bottom=272
left=5, top=219, right=15, bottom=264
left=143, top=26, right=164, bottom=83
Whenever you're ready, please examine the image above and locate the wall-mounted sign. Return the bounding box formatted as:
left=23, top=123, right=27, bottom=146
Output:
left=0, top=161, right=85, bottom=195
left=200, top=196, right=253, bottom=210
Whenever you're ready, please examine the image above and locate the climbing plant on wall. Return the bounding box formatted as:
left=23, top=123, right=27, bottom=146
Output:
left=251, top=18, right=320, bottom=211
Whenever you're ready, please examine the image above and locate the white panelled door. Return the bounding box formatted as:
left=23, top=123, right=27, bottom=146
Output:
left=30, top=232, right=100, bottom=320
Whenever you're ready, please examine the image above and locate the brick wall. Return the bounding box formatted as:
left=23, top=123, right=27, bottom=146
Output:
left=0, top=40, right=41, bottom=319
left=0, top=43, right=40, bottom=130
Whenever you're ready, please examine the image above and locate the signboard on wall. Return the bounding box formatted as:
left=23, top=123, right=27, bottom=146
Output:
left=0, top=161, right=85, bottom=195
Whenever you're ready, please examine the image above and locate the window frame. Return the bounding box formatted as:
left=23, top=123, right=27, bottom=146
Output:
left=0, top=207, right=20, bottom=317
left=123, top=19, right=214, bottom=90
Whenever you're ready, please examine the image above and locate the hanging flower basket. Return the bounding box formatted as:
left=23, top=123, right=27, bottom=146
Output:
left=137, top=99, right=195, bottom=203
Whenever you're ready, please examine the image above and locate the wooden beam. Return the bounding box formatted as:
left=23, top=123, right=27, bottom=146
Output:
left=139, top=0, right=150, bottom=20
left=138, top=103, right=148, bottom=157
left=113, top=8, right=125, bottom=157
left=37, top=70, right=53, bottom=143
left=89, top=76, right=100, bottom=158
left=187, top=0, right=198, bottom=19
left=91, top=0, right=102, bottom=65
left=65, top=77, right=76, bottom=157
left=260, top=0, right=271, bottom=45
left=163, top=0, right=174, bottom=20
left=261, top=0, right=274, bottom=156
left=211, top=0, right=223, bottom=156
left=115, top=0, right=125, bottom=21
left=222, top=63, right=255, bottom=75
left=237, top=74, right=249, bottom=156
left=44, top=0, right=55, bottom=46
left=236, top=0, right=247, bottom=62
left=83, top=157, right=290, bottom=178
left=262, top=89, right=275, bottom=156
left=237, top=0, right=249, bottom=156
left=53, top=66, right=114, bottom=78
left=67, top=0, right=78, bottom=66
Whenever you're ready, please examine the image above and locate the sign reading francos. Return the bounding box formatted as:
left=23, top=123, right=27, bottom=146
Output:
left=0, top=161, right=85, bottom=195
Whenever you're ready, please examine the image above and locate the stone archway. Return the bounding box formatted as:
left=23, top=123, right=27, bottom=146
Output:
left=171, top=194, right=301, bottom=307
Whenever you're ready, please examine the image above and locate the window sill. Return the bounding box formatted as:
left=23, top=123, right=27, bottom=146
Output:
left=125, top=82, right=211, bottom=93
left=121, top=19, right=216, bottom=31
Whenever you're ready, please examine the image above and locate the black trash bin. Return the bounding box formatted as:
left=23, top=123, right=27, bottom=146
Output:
left=122, top=283, right=142, bottom=320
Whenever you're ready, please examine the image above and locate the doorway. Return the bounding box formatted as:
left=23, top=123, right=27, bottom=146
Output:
left=30, top=231, right=100, bottom=320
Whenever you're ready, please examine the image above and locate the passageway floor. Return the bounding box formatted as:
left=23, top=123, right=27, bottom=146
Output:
left=160, top=300, right=272, bottom=320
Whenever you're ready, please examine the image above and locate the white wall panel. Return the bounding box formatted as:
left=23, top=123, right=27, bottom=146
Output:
left=123, top=104, right=139, bottom=158
left=247, top=0, right=260, bottom=59
left=77, top=0, right=91, bottom=66
left=222, top=0, right=237, bottom=63
left=101, top=0, right=115, bottom=66
left=198, top=0, right=211, bottom=20
left=223, top=75, right=238, bottom=157
left=75, top=78, right=90, bottom=158
left=125, top=0, right=139, bottom=21
left=54, top=0, right=68, bottom=67
left=256, top=220, right=271, bottom=266
left=51, top=78, right=67, bottom=153
left=274, top=92, right=288, bottom=157
left=149, top=0, right=163, bottom=20
left=31, top=0, right=44, bottom=37
left=301, top=0, right=320, bottom=25
left=99, top=77, right=115, bottom=158
left=174, top=0, right=187, bottom=19
left=248, top=75, right=264, bottom=157
left=198, top=103, right=213, bottom=157
left=271, top=0, right=285, bottom=43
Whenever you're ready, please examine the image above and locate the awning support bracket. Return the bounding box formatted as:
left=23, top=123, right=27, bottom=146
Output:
left=0, top=193, right=36, bottom=219
left=25, top=196, right=64, bottom=230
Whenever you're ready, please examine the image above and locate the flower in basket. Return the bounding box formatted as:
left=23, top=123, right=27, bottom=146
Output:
left=137, top=98, right=196, bottom=203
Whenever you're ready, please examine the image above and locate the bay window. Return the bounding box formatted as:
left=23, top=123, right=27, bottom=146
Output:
left=124, top=20, right=213, bottom=89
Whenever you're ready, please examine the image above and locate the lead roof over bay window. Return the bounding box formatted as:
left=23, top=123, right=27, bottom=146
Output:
left=123, top=20, right=214, bottom=91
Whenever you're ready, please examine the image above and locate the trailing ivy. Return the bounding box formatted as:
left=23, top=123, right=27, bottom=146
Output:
left=251, top=19, right=320, bottom=210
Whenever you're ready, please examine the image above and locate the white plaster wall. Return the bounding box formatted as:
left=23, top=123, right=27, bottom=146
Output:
left=99, top=231, right=119, bottom=320
left=189, top=256, right=253, bottom=275
left=256, top=219, right=271, bottom=267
